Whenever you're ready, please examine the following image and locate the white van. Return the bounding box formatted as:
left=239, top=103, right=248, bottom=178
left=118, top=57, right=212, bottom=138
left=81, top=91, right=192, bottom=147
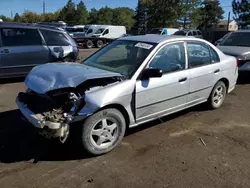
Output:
left=148, top=28, right=179, bottom=36
left=92, top=26, right=126, bottom=39
left=83, top=25, right=110, bottom=37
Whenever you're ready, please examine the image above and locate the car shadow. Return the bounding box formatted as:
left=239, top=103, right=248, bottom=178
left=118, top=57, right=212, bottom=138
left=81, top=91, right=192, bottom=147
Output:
left=0, top=104, right=209, bottom=163
left=0, top=109, right=92, bottom=164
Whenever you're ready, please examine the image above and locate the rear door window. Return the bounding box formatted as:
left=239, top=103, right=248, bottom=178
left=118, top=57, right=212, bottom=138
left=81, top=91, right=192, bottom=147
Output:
left=1, top=28, right=42, bottom=46
left=188, top=32, right=192, bottom=36
left=192, top=31, right=198, bottom=36
left=187, top=42, right=211, bottom=68
left=40, top=29, right=70, bottom=46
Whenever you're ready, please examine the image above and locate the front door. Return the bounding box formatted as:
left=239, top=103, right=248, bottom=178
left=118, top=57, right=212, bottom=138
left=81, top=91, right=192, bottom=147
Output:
left=136, top=42, right=190, bottom=123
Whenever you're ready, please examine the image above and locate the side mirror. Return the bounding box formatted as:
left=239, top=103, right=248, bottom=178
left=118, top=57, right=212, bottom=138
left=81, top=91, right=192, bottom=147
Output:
left=141, top=68, right=163, bottom=80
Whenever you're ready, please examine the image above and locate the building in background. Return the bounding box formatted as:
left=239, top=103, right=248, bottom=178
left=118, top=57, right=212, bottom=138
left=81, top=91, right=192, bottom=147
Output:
left=214, top=20, right=238, bottom=31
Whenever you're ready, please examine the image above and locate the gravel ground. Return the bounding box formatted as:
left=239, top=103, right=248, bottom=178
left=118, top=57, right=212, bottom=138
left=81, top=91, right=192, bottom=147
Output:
left=0, top=49, right=250, bottom=188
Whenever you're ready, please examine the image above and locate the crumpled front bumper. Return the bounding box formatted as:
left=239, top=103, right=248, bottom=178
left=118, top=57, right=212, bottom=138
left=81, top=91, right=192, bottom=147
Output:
left=16, top=96, right=61, bottom=130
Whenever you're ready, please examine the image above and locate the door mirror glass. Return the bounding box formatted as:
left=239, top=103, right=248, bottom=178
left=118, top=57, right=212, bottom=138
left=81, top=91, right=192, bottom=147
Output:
left=141, top=68, right=163, bottom=80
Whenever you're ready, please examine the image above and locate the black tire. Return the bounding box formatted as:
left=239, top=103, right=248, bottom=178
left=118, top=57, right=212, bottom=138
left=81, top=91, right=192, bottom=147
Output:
left=86, top=40, right=93, bottom=49
left=208, top=81, right=227, bottom=109
left=81, top=108, right=126, bottom=156
left=96, top=40, right=104, bottom=48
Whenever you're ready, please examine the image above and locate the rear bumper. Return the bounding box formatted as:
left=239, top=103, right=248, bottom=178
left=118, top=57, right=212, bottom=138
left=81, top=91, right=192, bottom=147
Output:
left=16, top=96, right=61, bottom=130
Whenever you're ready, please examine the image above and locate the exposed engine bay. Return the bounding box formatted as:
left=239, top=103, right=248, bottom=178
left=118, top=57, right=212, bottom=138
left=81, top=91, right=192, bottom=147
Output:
left=18, top=76, right=123, bottom=143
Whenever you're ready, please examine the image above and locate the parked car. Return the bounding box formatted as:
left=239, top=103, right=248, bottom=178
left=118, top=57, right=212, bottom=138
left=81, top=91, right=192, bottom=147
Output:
left=16, top=35, right=238, bottom=156
left=217, top=30, right=250, bottom=71
left=148, top=28, right=179, bottom=36
left=65, top=25, right=85, bottom=37
left=214, top=32, right=232, bottom=46
left=173, top=29, right=203, bottom=38
left=0, top=22, right=78, bottom=78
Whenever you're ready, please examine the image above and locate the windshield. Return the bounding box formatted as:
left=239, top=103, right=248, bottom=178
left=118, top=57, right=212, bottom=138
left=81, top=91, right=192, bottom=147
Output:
left=149, top=29, right=162, bottom=34
left=84, top=27, right=89, bottom=32
left=95, top=28, right=105, bottom=34
left=220, top=32, right=250, bottom=47
left=83, top=40, right=156, bottom=78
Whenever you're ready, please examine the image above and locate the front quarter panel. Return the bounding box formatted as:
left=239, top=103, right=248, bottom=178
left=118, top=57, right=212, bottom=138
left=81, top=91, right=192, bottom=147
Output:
left=76, top=80, right=136, bottom=124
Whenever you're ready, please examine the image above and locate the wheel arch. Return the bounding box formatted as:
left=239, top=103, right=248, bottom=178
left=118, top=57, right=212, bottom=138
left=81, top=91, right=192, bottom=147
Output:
left=218, top=77, right=229, bottom=92
left=98, top=103, right=130, bottom=129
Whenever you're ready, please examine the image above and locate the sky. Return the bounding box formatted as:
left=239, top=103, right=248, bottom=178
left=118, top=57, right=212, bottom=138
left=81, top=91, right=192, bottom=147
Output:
left=0, top=0, right=232, bottom=20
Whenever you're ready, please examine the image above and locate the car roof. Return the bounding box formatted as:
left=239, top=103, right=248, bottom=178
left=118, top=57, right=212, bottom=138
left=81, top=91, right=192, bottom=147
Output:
left=119, top=34, right=198, bottom=44
left=0, top=22, right=65, bottom=32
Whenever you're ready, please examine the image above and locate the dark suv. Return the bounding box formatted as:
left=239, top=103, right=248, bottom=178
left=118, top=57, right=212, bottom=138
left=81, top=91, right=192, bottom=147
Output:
left=0, top=22, right=78, bottom=78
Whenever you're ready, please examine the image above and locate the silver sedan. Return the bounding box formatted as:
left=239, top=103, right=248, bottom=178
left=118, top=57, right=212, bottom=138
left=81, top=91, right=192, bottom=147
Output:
left=16, top=35, right=238, bottom=155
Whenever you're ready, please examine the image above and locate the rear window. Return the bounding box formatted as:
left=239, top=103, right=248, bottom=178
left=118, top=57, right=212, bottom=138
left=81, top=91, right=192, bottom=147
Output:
left=40, top=29, right=70, bottom=46
left=173, top=30, right=186, bottom=36
left=220, top=32, right=250, bottom=47
left=1, top=28, right=42, bottom=46
left=192, top=31, right=198, bottom=36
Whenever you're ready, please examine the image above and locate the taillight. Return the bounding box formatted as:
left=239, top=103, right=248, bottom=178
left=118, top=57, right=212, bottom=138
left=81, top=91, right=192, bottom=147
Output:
left=236, top=58, right=239, bottom=67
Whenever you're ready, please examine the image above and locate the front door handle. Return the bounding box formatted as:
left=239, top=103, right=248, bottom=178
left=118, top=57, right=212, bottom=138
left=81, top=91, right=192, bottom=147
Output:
left=214, top=69, right=220, bottom=73
left=179, top=77, right=187, bottom=82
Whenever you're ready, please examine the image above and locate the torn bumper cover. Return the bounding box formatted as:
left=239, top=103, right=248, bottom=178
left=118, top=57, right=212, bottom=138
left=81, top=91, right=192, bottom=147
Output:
left=16, top=96, right=61, bottom=130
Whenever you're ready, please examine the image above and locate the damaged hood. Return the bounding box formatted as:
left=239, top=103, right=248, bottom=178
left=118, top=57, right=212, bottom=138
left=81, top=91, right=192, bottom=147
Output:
left=25, top=63, right=122, bottom=94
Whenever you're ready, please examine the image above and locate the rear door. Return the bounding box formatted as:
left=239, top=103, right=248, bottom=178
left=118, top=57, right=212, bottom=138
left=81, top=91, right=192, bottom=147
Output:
left=187, top=41, right=221, bottom=104
left=0, top=27, right=49, bottom=77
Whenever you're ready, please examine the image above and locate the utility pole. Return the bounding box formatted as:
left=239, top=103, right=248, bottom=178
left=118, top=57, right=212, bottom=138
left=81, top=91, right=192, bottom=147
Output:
left=227, top=11, right=231, bottom=31
left=43, top=0, right=46, bottom=15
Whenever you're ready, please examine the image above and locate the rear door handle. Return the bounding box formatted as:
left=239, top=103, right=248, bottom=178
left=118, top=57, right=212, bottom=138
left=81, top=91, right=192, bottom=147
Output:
left=214, top=69, right=220, bottom=73
left=179, top=77, right=187, bottom=82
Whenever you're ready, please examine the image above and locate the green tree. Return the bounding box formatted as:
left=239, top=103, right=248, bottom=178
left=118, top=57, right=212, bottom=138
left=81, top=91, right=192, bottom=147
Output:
left=232, top=0, right=250, bottom=29
left=75, top=0, right=88, bottom=24
left=13, top=13, right=21, bottom=22
left=179, top=0, right=201, bottom=28
left=192, top=0, right=224, bottom=30
left=96, top=7, right=113, bottom=25
left=59, top=0, right=76, bottom=25
left=133, top=0, right=151, bottom=34
left=20, top=11, right=42, bottom=23
left=148, top=0, right=181, bottom=28
left=112, top=7, right=135, bottom=31
left=0, top=15, right=12, bottom=22
left=88, top=8, right=98, bottom=24
left=43, top=11, right=61, bottom=22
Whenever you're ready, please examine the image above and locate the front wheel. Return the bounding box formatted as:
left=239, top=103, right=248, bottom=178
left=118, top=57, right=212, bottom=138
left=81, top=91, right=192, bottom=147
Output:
left=81, top=108, right=126, bottom=156
left=208, top=81, right=227, bottom=109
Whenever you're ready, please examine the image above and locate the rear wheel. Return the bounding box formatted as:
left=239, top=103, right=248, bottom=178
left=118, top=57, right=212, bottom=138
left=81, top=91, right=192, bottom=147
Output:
left=96, top=40, right=104, bottom=48
left=208, top=81, right=227, bottom=109
left=86, top=40, right=93, bottom=49
left=81, top=108, right=126, bottom=156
